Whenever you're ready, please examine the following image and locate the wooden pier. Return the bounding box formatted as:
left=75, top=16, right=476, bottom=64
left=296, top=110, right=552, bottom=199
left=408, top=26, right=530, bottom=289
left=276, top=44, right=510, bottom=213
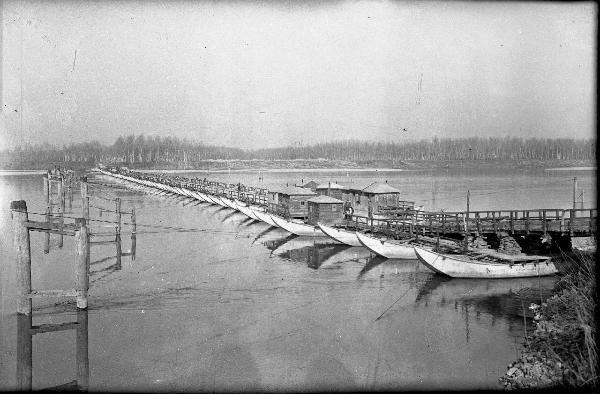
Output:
left=344, top=208, right=596, bottom=238
left=100, top=167, right=596, bottom=253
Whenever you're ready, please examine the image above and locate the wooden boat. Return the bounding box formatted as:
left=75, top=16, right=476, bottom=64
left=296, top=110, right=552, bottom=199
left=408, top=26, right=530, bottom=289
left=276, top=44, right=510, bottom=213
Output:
left=251, top=208, right=280, bottom=227
left=270, top=215, right=326, bottom=237
left=317, top=223, right=361, bottom=246
left=206, top=194, right=227, bottom=207
left=412, top=246, right=558, bottom=278
left=197, top=191, right=212, bottom=203
left=219, top=196, right=239, bottom=210
left=235, top=202, right=261, bottom=221
left=190, top=190, right=208, bottom=202
left=355, top=231, right=417, bottom=259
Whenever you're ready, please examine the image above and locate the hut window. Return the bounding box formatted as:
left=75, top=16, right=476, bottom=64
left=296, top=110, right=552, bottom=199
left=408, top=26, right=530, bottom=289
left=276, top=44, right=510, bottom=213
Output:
left=301, top=201, right=305, bottom=205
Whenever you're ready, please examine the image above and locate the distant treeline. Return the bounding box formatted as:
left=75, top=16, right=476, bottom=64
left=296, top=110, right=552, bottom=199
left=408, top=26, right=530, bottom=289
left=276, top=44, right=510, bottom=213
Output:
left=0, top=135, right=595, bottom=169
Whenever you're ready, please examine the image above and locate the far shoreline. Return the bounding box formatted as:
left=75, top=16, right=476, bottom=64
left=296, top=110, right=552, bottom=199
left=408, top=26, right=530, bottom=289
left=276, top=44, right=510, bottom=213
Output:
left=1, top=159, right=595, bottom=173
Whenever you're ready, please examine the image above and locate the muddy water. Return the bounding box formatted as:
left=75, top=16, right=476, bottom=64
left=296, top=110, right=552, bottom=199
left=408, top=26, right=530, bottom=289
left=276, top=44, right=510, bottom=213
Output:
left=0, top=168, right=594, bottom=390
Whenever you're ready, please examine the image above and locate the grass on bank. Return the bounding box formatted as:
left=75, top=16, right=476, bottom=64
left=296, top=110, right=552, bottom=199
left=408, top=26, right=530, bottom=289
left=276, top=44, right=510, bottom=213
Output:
left=501, top=250, right=598, bottom=389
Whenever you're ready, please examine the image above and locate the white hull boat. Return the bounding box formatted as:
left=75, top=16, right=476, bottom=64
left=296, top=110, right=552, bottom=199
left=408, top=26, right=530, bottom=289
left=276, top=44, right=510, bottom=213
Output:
left=251, top=209, right=280, bottom=227
left=270, top=215, right=325, bottom=237
left=355, top=231, right=417, bottom=259
left=235, top=203, right=260, bottom=221
left=317, top=223, right=361, bottom=246
left=413, top=246, right=558, bottom=278
left=219, top=196, right=239, bottom=210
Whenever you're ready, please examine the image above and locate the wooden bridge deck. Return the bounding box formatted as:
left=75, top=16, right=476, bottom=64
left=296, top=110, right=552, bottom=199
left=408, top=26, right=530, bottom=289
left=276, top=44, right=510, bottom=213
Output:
left=345, top=208, right=596, bottom=237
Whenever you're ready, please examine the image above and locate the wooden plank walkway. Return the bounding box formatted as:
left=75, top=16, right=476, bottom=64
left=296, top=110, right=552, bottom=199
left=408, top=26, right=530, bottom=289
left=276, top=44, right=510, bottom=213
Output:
left=343, top=208, right=596, bottom=237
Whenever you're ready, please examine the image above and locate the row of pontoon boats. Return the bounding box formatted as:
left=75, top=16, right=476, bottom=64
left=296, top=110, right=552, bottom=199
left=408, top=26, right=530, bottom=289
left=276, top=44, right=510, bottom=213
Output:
left=98, top=169, right=559, bottom=279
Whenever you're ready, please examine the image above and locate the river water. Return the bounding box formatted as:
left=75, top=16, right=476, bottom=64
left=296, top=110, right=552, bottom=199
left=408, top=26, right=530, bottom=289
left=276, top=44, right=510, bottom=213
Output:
left=0, top=167, right=595, bottom=390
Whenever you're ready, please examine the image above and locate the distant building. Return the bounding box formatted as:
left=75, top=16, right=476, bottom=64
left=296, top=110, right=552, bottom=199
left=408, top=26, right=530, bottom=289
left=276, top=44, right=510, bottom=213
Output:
left=298, top=180, right=319, bottom=191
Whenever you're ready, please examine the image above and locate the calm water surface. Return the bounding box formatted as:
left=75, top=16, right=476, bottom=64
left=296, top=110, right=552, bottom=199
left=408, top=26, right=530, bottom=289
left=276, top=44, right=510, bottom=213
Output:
left=0, top=168, right=594, bottom=390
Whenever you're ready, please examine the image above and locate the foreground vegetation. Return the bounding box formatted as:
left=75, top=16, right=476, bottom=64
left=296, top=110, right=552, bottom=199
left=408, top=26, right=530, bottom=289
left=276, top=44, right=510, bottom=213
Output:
left=500, top=252, right=597, bottom=390
left=1, top=135, right=595, bottom=170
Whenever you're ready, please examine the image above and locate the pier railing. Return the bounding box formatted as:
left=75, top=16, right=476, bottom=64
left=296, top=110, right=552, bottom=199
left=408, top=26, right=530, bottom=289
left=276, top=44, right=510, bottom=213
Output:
left=345, top=208, right=596, bottom=237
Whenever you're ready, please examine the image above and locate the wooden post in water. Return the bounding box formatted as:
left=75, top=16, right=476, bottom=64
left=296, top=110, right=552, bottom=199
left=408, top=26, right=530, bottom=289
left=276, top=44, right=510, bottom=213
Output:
left=43, top=206, right=50, bottom=254
left=76, top=309, right=89, bottom=391
left=80, top=177, right=90, bottom=267
left=58, top=177, right=65, bottom=248
left=572, top=177, right=578, bottom=212
left=464, top=190, right=470, bottom=252
left=16, top=314, right=32, bottom=391
left=131, top=208, right=136, bottom=234
left=10, top=200, right=31, bottom=315
left=75, top=218, right=89, bottom=309
left=43, top=173, right=49, bottom=204
left=115, top=197, right=122, bottom=235
left=130, top=234, right=136, bottom=261
left=67, top=178, right=73, bottom=209
left=80, top=176, right=89, bottom=220
left=116, top=232, right=122, bottom=268
left=11, top=201, right=32, bottom=315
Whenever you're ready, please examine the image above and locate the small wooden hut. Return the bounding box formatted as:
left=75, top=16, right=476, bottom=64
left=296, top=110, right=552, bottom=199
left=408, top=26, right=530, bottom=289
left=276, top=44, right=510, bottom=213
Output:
left=307, top=195, right=345, bottom=225
left=343, top=181, right=373, bottom=211
left=268, top=186, right=316, bottom=219
left=361, top=182, right=401, bottom=210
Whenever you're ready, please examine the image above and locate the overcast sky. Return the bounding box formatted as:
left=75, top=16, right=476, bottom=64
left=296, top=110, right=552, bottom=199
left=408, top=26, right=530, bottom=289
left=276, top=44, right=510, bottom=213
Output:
left=0, top=1, right=596, bottom=150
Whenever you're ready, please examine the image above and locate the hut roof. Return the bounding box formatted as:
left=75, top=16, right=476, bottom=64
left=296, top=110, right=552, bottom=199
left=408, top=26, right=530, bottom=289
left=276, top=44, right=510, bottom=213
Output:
left=361, top=182, right=401, bottom=194
left=307, top=195, right=345, bottom=204
left=299, top=180, right=319, bottom=189
left=269, top=186, right=317, bottom=196
left=315, top=182, right=347, bottom=190
left=344, top=181, right=373, bottom=191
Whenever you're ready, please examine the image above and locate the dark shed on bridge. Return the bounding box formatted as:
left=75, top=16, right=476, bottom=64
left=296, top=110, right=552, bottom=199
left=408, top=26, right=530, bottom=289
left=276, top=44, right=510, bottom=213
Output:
left=268, top=186, right=316, bottom=219
left=307, top=195, right=345, bottom=225
left=361, top=182, right=401, bottom=210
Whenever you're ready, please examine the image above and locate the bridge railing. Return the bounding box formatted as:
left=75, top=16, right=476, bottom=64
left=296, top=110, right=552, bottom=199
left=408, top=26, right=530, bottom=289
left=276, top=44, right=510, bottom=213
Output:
left=346, top=208, right=596, bottom=236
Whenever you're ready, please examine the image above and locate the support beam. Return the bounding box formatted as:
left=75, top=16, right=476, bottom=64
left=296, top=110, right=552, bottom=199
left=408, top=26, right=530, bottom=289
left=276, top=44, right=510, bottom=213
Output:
left=11, top=201, right=32, bottom=315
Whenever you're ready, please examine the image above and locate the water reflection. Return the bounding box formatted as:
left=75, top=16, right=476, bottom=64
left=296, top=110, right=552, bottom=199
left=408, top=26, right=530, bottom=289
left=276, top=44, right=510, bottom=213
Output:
left=251, top=226, right=278, bottom=244
left=413, top=275, right=558, bottom=336
left=17, top=310, right=89, bottom=391
left=89, top=233, right=136, bottom=284
left=265, top=235, right=376, bottom=269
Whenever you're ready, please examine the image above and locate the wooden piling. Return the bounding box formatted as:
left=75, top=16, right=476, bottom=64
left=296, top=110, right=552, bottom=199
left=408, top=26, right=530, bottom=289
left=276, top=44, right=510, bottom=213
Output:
left=131, top=208, right=136, bottom=234
left=75, top=218, right=89, bottom=310
left=44, top=206, right=50, bottom=254
left=16, top=314, right=32, bottom=391
left=116, top=233, right=122, bottom=268
left=80, top=176, right=89, bottom=220
left=58, top=177, right=65, bottom=248
left=115, top=197, right=122, bottom=235
left=43, top=173, right=49, bottom=204
left=11, top=201, right=32, bottom=315
left=131, top=234, right=136, bottom=261
left=76, top=310, right=89, bottom=391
